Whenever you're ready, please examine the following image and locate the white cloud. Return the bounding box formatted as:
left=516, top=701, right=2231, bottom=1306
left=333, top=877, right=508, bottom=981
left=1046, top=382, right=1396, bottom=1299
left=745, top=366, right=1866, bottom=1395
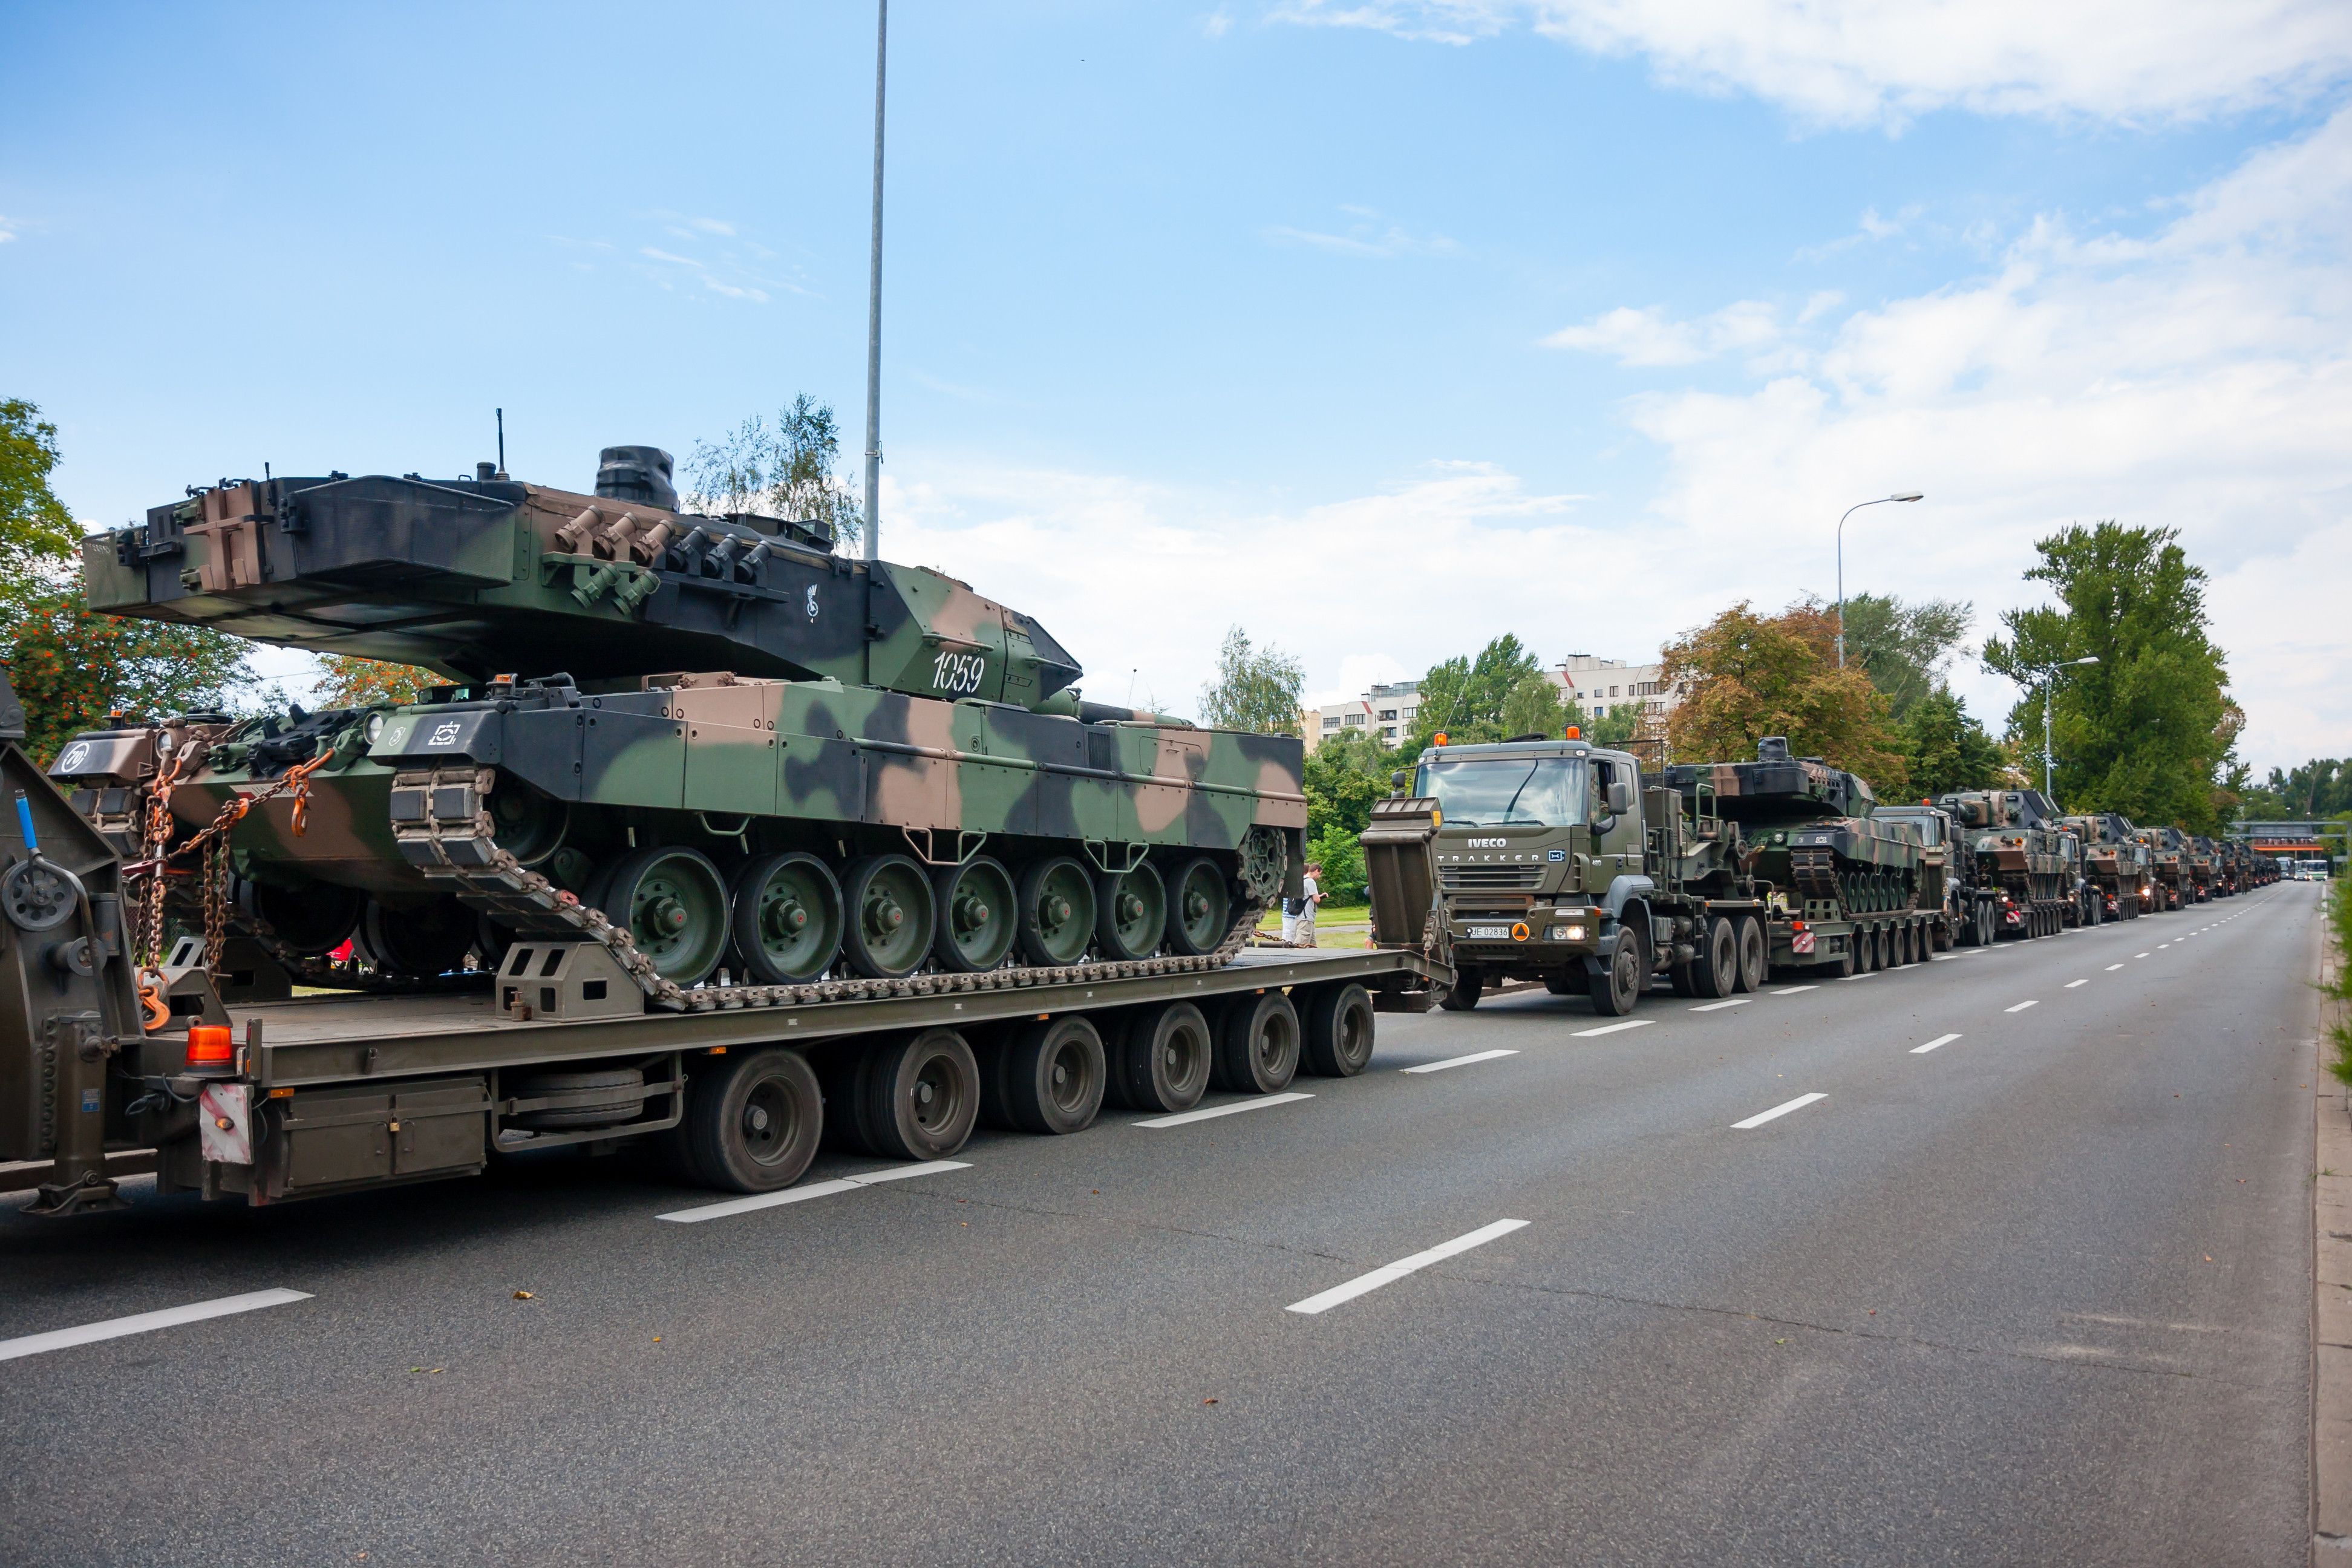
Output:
left=1544, top=299, right=1783, bottom=365
left=0, top=216, right=16, bottom=244
left=1264, top=209, right=1461, bottom=258
left=1272, top=1, right=2352, bottom=126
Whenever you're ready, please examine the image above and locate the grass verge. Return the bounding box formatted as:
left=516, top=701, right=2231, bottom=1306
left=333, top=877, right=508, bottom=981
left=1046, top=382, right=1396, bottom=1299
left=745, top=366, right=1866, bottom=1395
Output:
left=2327, top=876, right=2352, bottom=1086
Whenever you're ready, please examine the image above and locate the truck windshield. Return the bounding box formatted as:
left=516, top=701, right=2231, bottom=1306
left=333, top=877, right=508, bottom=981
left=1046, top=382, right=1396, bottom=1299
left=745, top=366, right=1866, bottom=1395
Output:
left=1416, top=756, right=1587, bottom=827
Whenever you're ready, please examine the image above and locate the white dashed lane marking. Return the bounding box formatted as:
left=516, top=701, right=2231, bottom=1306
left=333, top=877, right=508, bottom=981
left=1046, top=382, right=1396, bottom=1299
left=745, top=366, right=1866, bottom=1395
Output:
left=1573, top=1019, right=1655, bottom=1038
left=1402, top=1049, right=1518, bottom=1075
left=1910, top=1033, right=1962, bottom=1055
left=0, top=1289, right=312, bottom=1362
left=2066, top=979, right=2089, bottom=988
left=1286, top=1219, right=1530, bottom=1316
left=2106, top=964, right=2125, bottom=971
left=1771, top=985, right=1820, bottom=996
left=1733, top=1093, right=1828, bottom=1129
left=1690, top=998, right=1751, bottom=1013
left=2007, top=1000, right=2039, bottom=1013
left=658, top=1160, right=970, bottom=1223
left=1134, top=1093, right=1313, bottom=1129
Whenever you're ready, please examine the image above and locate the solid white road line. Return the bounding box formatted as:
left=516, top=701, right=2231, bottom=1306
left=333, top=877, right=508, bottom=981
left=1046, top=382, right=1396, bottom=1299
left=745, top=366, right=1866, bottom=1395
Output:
left=1733, top=1093, right=1828, bottom=1129
left=2106, top=964, right=2125, bottom=971
left=2006, top=999, right=2039, bottom=1013
left=1690, top=998, right=1751, bottom=1013
left=2066, top=979, right=2089, bottom=988
left=1771, top=985, right=1820, bottom=996
left=658, top=1160, right=972, bottom=1222
left=1402, top=1049, right=1519, bottom=1075
left=1910, top=1033, right=1962, bottom=1055
left=1134, top=1091, right=1313, bottom=1129
left=0, top=1289, right=312, bottom=1362
left=1573, top=1019, right=1655, bottom=1037
left=1285, top=1218, right=1530, bottom=1316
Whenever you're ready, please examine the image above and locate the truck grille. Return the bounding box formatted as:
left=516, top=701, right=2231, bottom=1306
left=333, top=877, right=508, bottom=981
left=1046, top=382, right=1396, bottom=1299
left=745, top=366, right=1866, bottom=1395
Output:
left=1440, top=865, right=1547, bottom=891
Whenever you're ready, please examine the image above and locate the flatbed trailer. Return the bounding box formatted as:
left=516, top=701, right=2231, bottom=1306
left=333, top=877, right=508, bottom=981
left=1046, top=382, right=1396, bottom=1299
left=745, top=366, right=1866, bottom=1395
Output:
left=0, top=684, right=1442, bottom=1217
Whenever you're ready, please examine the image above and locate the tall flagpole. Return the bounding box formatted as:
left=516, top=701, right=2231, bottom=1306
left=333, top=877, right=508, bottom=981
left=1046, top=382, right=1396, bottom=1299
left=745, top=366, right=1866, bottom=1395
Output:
left=861, top=0, right=886, bottom=563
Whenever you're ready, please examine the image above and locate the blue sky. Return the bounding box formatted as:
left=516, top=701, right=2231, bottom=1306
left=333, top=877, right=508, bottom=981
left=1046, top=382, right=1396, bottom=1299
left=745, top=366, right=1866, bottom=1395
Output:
left=5, top=2, right=2348, bottom=771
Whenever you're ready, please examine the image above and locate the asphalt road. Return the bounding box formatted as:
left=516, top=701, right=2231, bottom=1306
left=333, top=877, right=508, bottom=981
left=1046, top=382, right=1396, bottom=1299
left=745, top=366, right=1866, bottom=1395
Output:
left=1, top=883, right=2326, bottom=1567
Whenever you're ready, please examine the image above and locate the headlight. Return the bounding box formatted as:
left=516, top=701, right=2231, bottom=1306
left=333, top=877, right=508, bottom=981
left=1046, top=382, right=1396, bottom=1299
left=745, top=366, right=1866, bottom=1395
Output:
left=1547, top=923, right=1588, bottom=942
left=364, top=712, right=387, bottom=743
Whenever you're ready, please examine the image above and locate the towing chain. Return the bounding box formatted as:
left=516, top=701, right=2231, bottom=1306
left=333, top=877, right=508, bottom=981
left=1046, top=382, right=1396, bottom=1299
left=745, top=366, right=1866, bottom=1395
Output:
left=388, top=766, right=1270, bottom=1014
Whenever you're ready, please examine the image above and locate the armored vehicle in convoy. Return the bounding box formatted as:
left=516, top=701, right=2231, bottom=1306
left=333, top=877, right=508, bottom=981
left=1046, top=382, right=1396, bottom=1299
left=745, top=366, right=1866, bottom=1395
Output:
left=53, top=448, right=1306, bottom=1010
left=1876, top=801, right=1999, bottom=946
left=1936, top=789, right=2073, bottom=938
left=2186, top=835, right=2221, bottom=901
left=2063, top=812, right=2149, bottom=920
left=2138, top=826, right=2193, bottom=910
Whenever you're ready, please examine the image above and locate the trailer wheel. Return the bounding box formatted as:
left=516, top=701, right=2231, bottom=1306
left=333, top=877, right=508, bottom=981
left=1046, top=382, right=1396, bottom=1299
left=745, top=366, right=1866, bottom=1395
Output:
left=1214, top=992, right=1300, bottom=1094
left=1301, top=982, right=1376, bottom=1077
left=1002, top=1016, right=1106, bottom=1134
left=1690, top=918, right=1737, bottom=998
left=1437, top=966, right=1483, bottom=1011
left=681, top=1048, right=822, bottom=1193
left=510, top=1067, right=648, bottom=1130
left=1733, top=916, right=1766, bottom=992
left=1111, top=1002, right=1214, bottom=1113
left=859, top=1028, right=979, bottom=1161
left=1590, top=933, right=1643, bottom=1016
left=1977, top=903, right=1996, bottom=946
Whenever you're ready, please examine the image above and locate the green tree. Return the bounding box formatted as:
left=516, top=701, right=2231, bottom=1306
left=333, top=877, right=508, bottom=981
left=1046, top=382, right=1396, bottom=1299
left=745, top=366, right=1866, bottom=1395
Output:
left=683, top=395, right=863, bottom=547
left=1198, top=626, right=1304, bottom=735
left=1, top=399, right=82, bottom=619
left=1662, top=599, right=1908, bottom=791
left=1302, top=728, right=1396, bottom=844
left=1499, top=671, right=1566, bottom=739
left=1404, top=635, right=1544, bottom=753
left=1306, top=825, right=1368, bottom=907
left=1982, top=523, right=2233, bottom=830
left=1840, top=592, right=1972, bottom=716
left=1897, top=687, right=2009, bottom=798
left=5, top=582, right=257, bottom=762
left=313, top=654, right=437, bottom=709
left=1587, top=701, right=1645, bottom=748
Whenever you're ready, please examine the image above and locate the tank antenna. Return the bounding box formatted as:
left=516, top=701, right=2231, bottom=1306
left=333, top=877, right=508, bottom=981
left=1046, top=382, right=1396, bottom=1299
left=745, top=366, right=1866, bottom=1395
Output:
left=496, top=408, right=506, bottom=479
left=861, top=0, right=887, bottom=563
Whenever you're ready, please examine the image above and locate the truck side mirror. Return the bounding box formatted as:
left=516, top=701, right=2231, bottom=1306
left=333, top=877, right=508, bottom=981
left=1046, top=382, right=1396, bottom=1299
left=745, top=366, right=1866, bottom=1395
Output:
left=1391, top=771, right=1410, bottom=794
left=1607, top=778, right=1632, bottom=815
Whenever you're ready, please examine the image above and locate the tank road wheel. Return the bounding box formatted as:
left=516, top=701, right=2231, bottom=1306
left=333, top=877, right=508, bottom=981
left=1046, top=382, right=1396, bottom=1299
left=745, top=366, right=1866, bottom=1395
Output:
left=235, top=877, right=363, bottom=956
left=731, top=852, right=844, bottom=984
left=1164, top=857, right=1232, bottom=956
left=1300, top=982, right=1377, bottom=1077
left=361, top=895, right=480, bottom=977
left=1002, top=1015, right=1107, bottom=1134
left=1096, top=861, right=1168, bottom=962
left=681, top=1048, right=823, bottom=1192
left=1590, top=931, right=1644, bottom=1017
left=1690, top=917, right=1738, bottom=999
left=1734, top=915, right=1767, bottom=992
left=1016, top=857, right=1097, bottom=967
left=858, top=1027, right=980, bottom=1161
left=1109, top=1002, right=1215, bottom=1114
left=841, top=854, right=937, bottom=980
left=604, top=846, right=731, bottom=987
left=1214, top=991, right=1301, bottom=1094
left=931, top=855, right=1018, bottom=973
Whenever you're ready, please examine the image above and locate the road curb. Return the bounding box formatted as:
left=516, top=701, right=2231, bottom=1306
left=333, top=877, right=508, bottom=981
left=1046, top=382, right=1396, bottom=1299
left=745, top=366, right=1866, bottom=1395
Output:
left=2316, top=893, right=2350, bottom=1561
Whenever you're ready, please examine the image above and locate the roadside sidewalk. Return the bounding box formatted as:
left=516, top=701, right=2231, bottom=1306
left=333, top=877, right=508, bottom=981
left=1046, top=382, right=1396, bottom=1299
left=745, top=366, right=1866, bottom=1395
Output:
left=2314, top=895, right=2350, bottom=1560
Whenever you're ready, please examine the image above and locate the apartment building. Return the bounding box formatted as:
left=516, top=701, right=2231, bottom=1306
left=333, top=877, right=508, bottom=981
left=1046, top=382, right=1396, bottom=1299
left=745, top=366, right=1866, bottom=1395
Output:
left=1303, top=655, right=1682, bottom=753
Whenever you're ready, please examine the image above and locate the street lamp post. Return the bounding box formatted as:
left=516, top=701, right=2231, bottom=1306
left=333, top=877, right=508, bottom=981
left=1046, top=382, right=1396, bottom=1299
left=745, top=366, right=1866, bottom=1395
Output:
left=2036, top=655, right=2099, bottom=801
left=1835, top=491, right=1926, bottom=667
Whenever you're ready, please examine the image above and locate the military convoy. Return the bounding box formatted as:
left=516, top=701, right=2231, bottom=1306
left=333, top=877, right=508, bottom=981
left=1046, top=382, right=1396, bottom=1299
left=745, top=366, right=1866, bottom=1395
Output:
left=2063, top=813, right=2151, bottom=921
left=1, top=449, right=1434, bottom=1218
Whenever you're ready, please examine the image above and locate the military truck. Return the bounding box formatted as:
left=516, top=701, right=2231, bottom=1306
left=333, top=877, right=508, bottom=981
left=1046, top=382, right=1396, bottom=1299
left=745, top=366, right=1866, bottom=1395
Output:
left=2062, top=812, right=2148, bottom=921
left=2137, top=826, right=2193, bottom=910
left=2186, top=835, right=2221, bottom=901
left=1937, top=789, right=2074, bottom=938
left=1876, top=802, right=2000, bottom=946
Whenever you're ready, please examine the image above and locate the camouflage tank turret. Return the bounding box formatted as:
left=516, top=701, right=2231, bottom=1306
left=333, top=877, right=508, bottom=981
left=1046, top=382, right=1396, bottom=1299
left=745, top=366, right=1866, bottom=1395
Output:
left=1936, top=788, right=2072, bottom=938
left=2062, top=812, right=2148, bottom=920
left=2135, top=826, right=2191, bottom=910
left=50, top=449, right=1304, bottom=1005
left=2186, top=835, right=2220, bottom=901
left=1664, top=738, right=1924, bottom=918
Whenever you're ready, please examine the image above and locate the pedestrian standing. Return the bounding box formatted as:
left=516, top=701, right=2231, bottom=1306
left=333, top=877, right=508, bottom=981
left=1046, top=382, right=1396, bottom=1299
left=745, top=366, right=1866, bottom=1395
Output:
left=1296, top=861, right=1322, bottom=947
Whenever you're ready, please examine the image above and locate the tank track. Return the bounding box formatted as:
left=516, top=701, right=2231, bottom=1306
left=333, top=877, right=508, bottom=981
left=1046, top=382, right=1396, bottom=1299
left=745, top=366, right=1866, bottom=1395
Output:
left=388, top=766, right=1271, bottom=1013
left=1787, top=845, right=1843, bottom=905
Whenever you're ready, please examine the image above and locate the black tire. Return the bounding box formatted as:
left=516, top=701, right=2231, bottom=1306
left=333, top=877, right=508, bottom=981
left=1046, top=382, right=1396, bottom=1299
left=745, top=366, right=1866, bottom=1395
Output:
left=1978, top=903, right=1996, bottom=946
left=508, top=1067, right=648, bottom=1130
left=1667, top=960, right=1697, bottom=998
left=1164, top=856, right=1232, bottom=957
left=1214, top=991, right=1301, bottom=1094
left=1109, top=1001, right=1214, bottom=1114
left=360, top=895, right=480, bottom=977
left=601, top=845, right=731, bottom=986
left=679, top=1048, right=822, bottom=1192
left=1095, top=861, right=1168, bottom=962
left=1690, top=918, right=1737, bottom=998
left=1300, top=982, right=1376, bottom=1077
left=1543, top=972, right=1581, bottom=996
left=1734, top=915, right=1767, bottom=992
left=1016, top=857, right=1096, bottom=967
left=858, top=1028, right=979, bottom=1161
left=730, top=851, right=844, bottom=984
left=1589, top=931, right=1643, bottom=1016
left=841, top=854, right=936, bottom=980
left=932, top=855, right=1018, bottom=973
left=1437, top=965, right=1483, bottom=1011
left=1827, top=935, right=1857, bottom=978
left=1001, top=1016, right=1106, bottom=1135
